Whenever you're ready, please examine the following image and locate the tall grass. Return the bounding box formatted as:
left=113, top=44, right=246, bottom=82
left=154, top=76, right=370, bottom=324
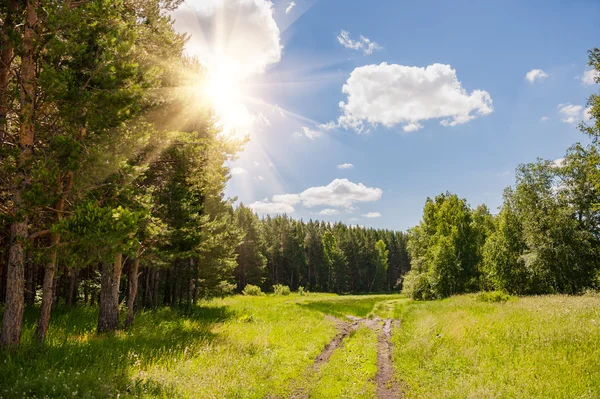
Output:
left=392, top=294, right=600, bottom=399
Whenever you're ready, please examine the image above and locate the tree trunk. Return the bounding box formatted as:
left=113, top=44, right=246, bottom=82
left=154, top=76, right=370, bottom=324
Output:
left=0, top=0, right=17, bottom=146
left=25, top=260, right=35, bottom=306
left=66, top=267, right=78, bottom=306
left=125, top=258, right=139, bottom=328
left=1, top=0, right=38, bottom=348
left=98, top=253, right=123, bottom=333
left=35, top=233, right=58, bottom=342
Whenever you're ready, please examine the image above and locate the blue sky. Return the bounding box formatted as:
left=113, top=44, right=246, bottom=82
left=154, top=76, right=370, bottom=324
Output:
left=173, top=0, right=600, bottom=231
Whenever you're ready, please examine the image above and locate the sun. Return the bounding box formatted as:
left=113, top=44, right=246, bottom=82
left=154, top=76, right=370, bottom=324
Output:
left=201, top=62, right=254, bottom=140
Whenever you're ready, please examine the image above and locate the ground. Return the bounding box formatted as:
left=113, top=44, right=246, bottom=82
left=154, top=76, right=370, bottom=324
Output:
left=1, top=293, right=600, bottom=398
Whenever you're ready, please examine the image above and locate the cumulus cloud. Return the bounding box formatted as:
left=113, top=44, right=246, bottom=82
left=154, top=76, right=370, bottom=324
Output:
left=173, top=0, right=282, bottom=77
left=294, top=126, right=322, bottom=140
left=362, top=212, right=381, bottom=218
left=318, top=208, right=340, bottom=216
left=525, top=69, right=548, bottom=83
left=337, top=30, right=381, bottom=55
left=337, top=163, right=354, bottom=169
left=285, top=1, right=295, bottom=14
left=272, top=178, right=382, bottom=209
left=558, top=103, right=585, bottom=124
left=230, top=167, right=247, bottom=176
left=337, top=63, right=493, bottom=133
left=540, top=116, right=550, bottom=122
left=582, top=69, right=599, bottom=85
left=318, top=121, right=337, bottom=131
left=248, top=200, right=294, bottom=214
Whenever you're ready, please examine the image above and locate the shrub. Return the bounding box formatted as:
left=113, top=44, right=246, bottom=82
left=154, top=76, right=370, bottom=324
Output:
left=273, top=284, right=291, bottom=296
left=216, top=281, right=237, bottom=298
left=402, top=270, right=435, bottom=300
left=476, top=290, right=512, bottom=303
left=242, top=284, right=264, bottom=296
left=297, top=286, right=309, bottom=296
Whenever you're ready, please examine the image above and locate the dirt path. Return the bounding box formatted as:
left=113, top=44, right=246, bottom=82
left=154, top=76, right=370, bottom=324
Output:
left=288, top=315, right=401, bottom=399
left=375, top=318, right=401, bottom=399
left=288, top=315, right=361, bottom=399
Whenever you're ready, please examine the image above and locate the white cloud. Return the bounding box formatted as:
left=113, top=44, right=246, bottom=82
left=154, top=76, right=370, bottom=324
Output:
left=318, top=208, right=340, bottom=216
left=295, top=126, right=322, bottom=140
left=525, top=69, right=548, bottom=83
left=173, top=0, right=282, bottom=77
left=558, top=103, right=584, bottom=124
left=540, top=116, right=550, bottom=122
left=318, top=121, right=337, bottom=131
left=285, top=1, right=295, bottom=14
left=230, top=167, right=247, bottom=176
left=362, top=212, right=381, bottom=218
left=256, top=175, right=265, bottom=181
left=337, top=30, right=381, bottom=55
left=253, top=161, right=260, bottom=167
left=272, top=178, right=382, bottom=209
left=552, top=158, right=565, bottom=168
left=337, top=63, right=493, bottom=133
left=337, top=163, right=354, bottom=169
left=582, top=69, right=599, bottom=85
left=248, top=200, right=294, bottom=214
left=584, top=106, right=593, bottom=121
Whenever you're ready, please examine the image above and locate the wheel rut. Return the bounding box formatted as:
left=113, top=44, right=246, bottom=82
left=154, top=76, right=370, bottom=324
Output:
left=288, top=314, right=402, bottom=399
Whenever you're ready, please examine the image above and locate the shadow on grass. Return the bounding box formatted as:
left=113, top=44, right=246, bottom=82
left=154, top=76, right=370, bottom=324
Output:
left=298, top=297, right=387, bottom=318
left=0, top=304, right=235, bottom=398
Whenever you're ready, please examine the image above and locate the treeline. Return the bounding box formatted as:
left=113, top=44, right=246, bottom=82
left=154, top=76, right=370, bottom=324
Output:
left=234, top=207, right=410, bottom=294
left=404, top=48, right=600, bottom=300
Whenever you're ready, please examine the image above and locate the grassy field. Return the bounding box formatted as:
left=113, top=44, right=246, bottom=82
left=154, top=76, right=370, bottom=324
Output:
left=2, top=292, right=600, bottom=398
left=392, top=294, right=600, bottom=399
left=0, top=294, right=399, bottom=398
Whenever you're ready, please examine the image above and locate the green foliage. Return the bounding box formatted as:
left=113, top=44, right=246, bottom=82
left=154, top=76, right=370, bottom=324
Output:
left=475, top=290, right=512, bottom=303
left=273, top=284, right=291, bottom=296
left=242, top=284, right=264, bottom=296
left=297, top=286, right=308, bottom=296
left=406, top=192, right=483, bottom=299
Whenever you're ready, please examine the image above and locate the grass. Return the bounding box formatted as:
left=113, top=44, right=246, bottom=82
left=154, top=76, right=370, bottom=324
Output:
left=392, top=294, right=600, bottom=399
left=0, top=294, right=341, bottom=398
left=4, top=292, right=600, bottom=398
left=298, top=294, right=404, bottom=318
left=308, top=326, right=378, bottom=398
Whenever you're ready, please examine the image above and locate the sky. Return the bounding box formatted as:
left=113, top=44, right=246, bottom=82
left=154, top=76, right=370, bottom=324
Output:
left=172, top=0, right=600, bottom=231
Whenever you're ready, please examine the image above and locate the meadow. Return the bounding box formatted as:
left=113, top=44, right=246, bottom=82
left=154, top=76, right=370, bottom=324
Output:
left=1, top=293, right=599, bottom=398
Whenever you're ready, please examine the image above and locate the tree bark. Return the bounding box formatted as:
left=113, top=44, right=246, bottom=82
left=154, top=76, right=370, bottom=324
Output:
left=0, top=0, right=17, bottom=146
left=125, top=258, right=139, bottom=328
left=1, top=0, right=38, bottom=349
left=66, top=267, right=78, bottom=306
left=98, top=252, right=123, bottom=333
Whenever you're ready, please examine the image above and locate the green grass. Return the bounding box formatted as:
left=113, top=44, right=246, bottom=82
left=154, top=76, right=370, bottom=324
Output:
left=0, top=294, right=341, bottom=398
left=298, top=294, right=404, bottom=318
left=308, top=326, right=378, bottom=399
left=392, top=294, right=600, bottom=399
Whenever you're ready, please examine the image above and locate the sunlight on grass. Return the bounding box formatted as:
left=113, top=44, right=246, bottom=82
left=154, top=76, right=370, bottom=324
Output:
left=392, top=294, right=600, bottom=399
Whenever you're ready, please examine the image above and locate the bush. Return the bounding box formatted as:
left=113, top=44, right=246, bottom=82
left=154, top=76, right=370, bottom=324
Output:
left=242, top=284, right=264, bottom=296
left=216, top=281, right=237, bottom=298
left=297, top=286, right=309, bottom=296
left=402, top=270, right=435, bottom=300
left=273, top=284, right=291, bottom=296
left=476, top=290, right=512, bottom=303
